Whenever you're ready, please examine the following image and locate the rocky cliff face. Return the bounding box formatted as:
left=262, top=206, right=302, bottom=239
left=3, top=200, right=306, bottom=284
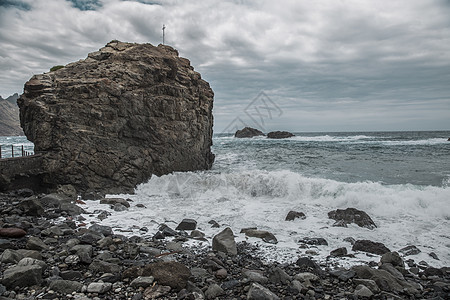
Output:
left=0, top=93, right=23, bottom=136
left=18, top=41, right=214, bottom=194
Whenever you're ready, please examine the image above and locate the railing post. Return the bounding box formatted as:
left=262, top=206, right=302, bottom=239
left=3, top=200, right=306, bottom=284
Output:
left=22, top=145, right=24, bottom=157
left=0, top=145, right=2, bottom=159
left=11, top=145, right=14, bottom=158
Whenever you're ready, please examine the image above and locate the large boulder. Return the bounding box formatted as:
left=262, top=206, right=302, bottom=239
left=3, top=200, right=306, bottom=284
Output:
left=18, top=41, right=215, bottom=194
left=328, top=207, right=377, bottom=229
left=1, top=264, right=44, bottom=288
left=352, top=240, right=390, bottom=255
left=212, top=227, right=237, bottom=255
left=352, top=265, right=418, bottom=294
left=234, top=127, right=264, bottom=138
left=143, top=261, right=191, bottom=291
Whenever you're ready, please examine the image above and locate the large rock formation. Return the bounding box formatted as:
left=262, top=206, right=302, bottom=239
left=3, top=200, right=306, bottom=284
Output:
left=0, top=93, right=23, bottom=136
left=267, top=131, right=294, bottom=139
left=18, top=41, right=214, bottom=194
left=234, top=127, right=264, bottom=138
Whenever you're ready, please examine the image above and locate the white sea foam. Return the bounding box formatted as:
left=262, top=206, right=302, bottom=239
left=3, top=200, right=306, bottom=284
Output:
left=81, top=169, right=450, bottom=268
left=216, top=135, right=449, bottom=145
left=290, top=135, right=373, bottom=142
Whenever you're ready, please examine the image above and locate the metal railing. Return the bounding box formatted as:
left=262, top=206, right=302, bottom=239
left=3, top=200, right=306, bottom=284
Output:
left=0, top=145, right=34, bottom=159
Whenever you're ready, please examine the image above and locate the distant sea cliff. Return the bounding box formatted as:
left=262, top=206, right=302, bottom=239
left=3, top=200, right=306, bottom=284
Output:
left=0, top=93, right=23, bottom=136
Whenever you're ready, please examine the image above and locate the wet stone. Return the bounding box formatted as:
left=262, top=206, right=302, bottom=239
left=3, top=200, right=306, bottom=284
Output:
left=100, top=198, right=130, bottom=208
left=212, top=227, right=237, bottom=256
left=299, top=237, right=328, bottom=246
left=330, top=247, right=347, bottom=257
left=89, top=224, right=113, bottom=236
left=285, top=211, right=306, bottom=221
left=352, top=239, right=390, bottom=255
left=26, top=236, right=49, bottom=251
left=399, top=245, right=421, bottom=256
left=113, top=203, right=128, bottom=211
left=329, top=268, right=356, bottom=281
left=208, top=220, right=220, bottom=228
left=175, top=218, right=197, bottom=231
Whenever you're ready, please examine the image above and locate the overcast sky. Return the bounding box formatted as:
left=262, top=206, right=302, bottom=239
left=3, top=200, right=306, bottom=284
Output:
left=1, top=0, right=449, bottom=132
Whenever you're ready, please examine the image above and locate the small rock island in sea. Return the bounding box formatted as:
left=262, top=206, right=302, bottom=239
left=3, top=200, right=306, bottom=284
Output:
left=18, top=40, right=214, bottom=195
left=234, top=127, right=295, bottom=139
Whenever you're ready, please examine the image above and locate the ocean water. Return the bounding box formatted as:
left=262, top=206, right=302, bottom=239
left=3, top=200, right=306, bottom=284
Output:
left=80, top=131, right=450, bottom=268
left=0, top=136, right=34, bottom=158
left=2, top=132, right=450, bottom=267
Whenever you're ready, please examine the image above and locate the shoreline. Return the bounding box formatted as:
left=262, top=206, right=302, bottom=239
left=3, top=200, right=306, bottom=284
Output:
left=1, top=191, right=449, bottom=299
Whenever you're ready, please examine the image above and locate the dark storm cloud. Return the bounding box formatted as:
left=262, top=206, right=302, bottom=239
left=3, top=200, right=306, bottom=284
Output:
left=67, top=0, right=101, bottom=10
left=0, top=0, right=30, bottom=10
left=0, top=0, right=449, bottom=131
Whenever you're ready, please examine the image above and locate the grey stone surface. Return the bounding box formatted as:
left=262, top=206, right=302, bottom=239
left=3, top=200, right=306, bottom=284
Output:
left=328, top=207, right=377, bottom=229
left=87, top=282, right=112, bottom=293
left=247, top=283, right=280, bottom=300
left=352, top=239, right=390, bottom=255
left=175, top=218, right=197, bottom=230
left=242, top=229, right=278, bottom=244
left=18, top=41, right=214, bottom=194
left=212, top=227, right=237, bottom=256
left=354, top=284, right=374, bottom=297
left=285, top=210, right=306, bottom=221
left=243, top=270, right=269, bottom=284
left=268, top=267, right=292, bottom=285
left=26, top=236, right=49, bottom=251
left=205, top=283, right=224, bottom=299
left=0, top=249, right=24, bottom=264
left=130, top=276, right=154, bottom=289
left=49, top=280, right=83, bottom=294
left=234, top=127, right=264, bottom=138
left=2, top=264, right=43, bottom=288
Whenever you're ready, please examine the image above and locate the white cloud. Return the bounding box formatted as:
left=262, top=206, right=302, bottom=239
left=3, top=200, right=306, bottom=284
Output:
left=0, top=0, right=449, bottom=131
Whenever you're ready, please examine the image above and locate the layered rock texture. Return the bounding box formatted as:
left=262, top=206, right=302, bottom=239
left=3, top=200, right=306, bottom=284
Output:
left=0, top=93, right=23, bottom=136
left=18, top=41, right=214, bottom=194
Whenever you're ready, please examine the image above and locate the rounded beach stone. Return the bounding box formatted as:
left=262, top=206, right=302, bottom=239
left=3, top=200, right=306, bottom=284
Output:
left=0, top=228, right=27, bottom=238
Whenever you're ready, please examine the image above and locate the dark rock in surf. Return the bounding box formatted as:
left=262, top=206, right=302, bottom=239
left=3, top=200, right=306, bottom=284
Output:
left=330, top=247, right=348, bottom=257
left=234, top=127, right=265, bottom=138
left=399, top=245, right=421, bottom=256
left=267, top=131, right=294, bottom=139
left=352, top=240, right=390, bottom=255
left=100, top=198, right=130, bottom=208
left=175, top=218, right=197, bottom=231
left=241, top=228, right=278, bottom=244
left=299, top=237, right=328, bottom=246
left=328, top=207, right=377, bottom=229
left=18, top=41, right=214, bottom=194
left=285, top=210, right=306, bottom=221
left=380, top=252, right=404, bottom=267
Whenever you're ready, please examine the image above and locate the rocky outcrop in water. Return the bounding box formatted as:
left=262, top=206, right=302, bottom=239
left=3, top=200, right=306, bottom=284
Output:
left=267, top=131, right=294, bottom=139
left=328, top=208, right=377, bottom=229
left=18, top=41, right=214, bottom=194
left=234, top=127, right=264, bottom=138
